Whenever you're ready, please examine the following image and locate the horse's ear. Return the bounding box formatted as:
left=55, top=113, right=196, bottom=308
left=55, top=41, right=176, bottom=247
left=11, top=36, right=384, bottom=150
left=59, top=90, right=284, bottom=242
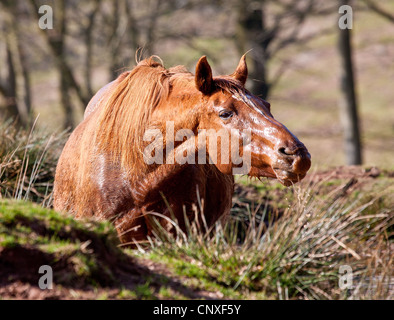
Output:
left=195, top=56, right=214, bottom=95
left=231, top=54, right=248, bottom=86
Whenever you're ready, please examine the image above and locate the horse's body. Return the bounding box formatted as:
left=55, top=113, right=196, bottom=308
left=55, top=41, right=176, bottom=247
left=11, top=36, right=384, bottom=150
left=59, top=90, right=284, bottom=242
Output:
left=54, top=56, right=311, bottom=246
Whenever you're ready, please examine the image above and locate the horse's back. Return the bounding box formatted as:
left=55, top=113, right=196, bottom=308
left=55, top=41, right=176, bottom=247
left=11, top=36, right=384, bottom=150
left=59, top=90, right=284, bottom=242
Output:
left=84, top=71, right=130, bottom=119
left=54, top=115, right=121, bottom=218
left=84, top=81, right=115, bottom=119
left=53, top=115, right=92, bottom=215
left=55, top=75, right=126, bottom=213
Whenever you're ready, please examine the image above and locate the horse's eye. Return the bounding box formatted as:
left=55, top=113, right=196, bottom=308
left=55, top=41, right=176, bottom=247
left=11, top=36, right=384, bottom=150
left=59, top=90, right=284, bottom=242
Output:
left=219, top=110, right=233, bottom=120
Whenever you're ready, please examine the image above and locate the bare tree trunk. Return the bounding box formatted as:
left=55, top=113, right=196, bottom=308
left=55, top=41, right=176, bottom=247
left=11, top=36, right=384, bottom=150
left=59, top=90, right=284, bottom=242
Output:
left=363, top=0, right=394, bottom=23
left=29, top=0, right=90, bottom=115
left=125, top=0, right=140, bottom=52
left=6, top=23, right=31, bottom=125
left=0, top=45, right=19, bottom=122
left=17, top=38, right=32, bottom=122
left=234, top=0, right=327, bottom=99
left=145, top=0, right=161, bottom=56
left=338, top=0, right=362, bottom=165
left=14, top=0, right=32, bottom=123
left=0, top=0, right=31, bottom=126
left=84, top=0, right=101, bottom=98
left=57, top=0, right=75, bottom=129
left=109, top=0, right=123, bottom=80
left=60, top=70, right=74, bottom=129
left=235, top=1, right=273, bottom=99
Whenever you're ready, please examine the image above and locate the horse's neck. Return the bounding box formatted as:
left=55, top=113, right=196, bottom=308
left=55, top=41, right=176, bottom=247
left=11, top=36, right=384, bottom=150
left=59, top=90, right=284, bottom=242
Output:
left=131, top=163, right=188, bottom=205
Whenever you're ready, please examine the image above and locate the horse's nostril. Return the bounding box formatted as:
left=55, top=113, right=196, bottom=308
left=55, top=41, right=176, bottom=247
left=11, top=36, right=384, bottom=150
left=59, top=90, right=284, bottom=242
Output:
left=278, top=147, right=295, bottom=156
left=278, top=147, right=287, bottom=155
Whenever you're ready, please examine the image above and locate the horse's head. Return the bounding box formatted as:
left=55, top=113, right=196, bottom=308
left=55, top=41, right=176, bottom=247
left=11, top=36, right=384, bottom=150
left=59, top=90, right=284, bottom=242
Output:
left=194, top=55, right=311, bottom=186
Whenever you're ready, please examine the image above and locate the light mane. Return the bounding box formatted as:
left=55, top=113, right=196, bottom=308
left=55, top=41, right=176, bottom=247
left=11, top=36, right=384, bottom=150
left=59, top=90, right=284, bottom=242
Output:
left=95, top=57, right=173, bottom=174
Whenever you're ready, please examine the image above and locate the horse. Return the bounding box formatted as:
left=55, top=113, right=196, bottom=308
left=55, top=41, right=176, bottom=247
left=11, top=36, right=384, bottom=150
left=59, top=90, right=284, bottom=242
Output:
left=53, top=55, right=311, bottom=246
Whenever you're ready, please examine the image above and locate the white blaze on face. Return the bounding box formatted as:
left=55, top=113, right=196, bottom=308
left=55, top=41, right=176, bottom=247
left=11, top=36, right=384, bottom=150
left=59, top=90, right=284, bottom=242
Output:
left=232, top=92, right=271, bottom=120
left=232, top=92, right=279, bottom=138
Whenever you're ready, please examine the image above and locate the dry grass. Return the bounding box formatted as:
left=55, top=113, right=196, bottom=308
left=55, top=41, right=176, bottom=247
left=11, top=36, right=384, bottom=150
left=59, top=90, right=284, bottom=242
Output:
left=0, top=119, right=67, bottom=205
left=142, top=177, right=393, bottom=299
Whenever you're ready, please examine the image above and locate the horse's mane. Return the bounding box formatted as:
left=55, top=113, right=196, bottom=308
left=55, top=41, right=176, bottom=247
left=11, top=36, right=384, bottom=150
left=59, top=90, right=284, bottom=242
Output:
left=94, top=57, right=167, bottom=173
left=93, top=56, right=247, bottom=176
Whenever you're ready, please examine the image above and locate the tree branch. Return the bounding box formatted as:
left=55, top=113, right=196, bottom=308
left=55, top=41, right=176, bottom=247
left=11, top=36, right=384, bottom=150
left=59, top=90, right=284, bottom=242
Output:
left=363, top=0, right=394, bottom=23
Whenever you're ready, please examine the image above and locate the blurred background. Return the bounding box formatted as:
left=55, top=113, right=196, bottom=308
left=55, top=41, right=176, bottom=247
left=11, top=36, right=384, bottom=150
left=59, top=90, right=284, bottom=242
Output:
left=0, top=0, right=393, bottom=169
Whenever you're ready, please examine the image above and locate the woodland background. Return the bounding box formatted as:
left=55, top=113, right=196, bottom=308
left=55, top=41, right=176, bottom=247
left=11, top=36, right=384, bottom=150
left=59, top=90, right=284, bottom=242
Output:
left=0, top=0, right=393, bottom=168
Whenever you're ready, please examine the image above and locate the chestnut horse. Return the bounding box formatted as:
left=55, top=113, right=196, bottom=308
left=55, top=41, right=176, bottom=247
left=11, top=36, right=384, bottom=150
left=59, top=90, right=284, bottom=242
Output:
left=53, top=55, right=311, bottom=246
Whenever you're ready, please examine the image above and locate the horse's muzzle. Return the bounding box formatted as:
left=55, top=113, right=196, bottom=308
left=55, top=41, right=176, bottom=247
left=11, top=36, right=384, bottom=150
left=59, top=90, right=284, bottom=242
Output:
left=272, top=144, right=311, bottom=186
